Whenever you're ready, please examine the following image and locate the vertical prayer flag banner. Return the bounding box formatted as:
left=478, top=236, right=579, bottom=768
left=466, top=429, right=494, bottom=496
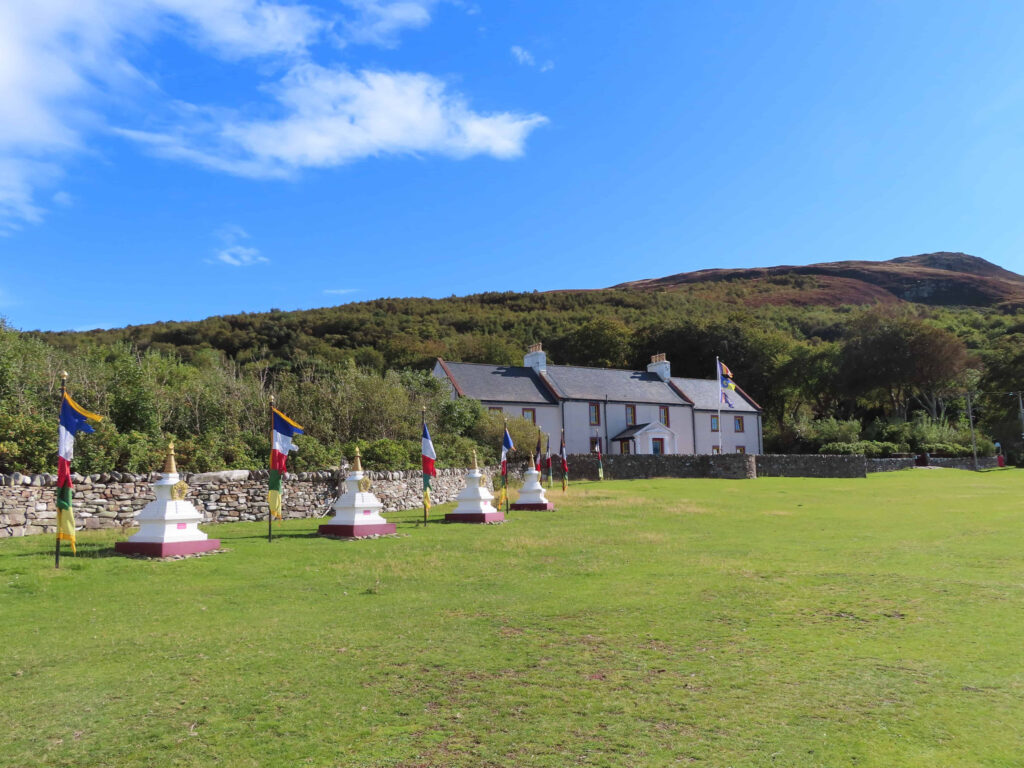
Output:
left=58, top=393, right=102, bottom=553
left=719, top=360, right=737, bottom=409
left=534, top=434, right=542, bottom=472
left=269, top=408, right=304, bottom=519
left=422, top=421, right=436, bottom=513
left=543, top=433, right=553, bottom=487
left=499, top=427, right=515, bottom=509
left=597, top=442, right=604, bottom=481
left=560, top=431, right=569, bottom=491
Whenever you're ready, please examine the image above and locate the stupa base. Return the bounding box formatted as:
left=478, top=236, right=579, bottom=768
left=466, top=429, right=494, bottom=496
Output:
left=318, top=522, right=396, bottom=538
left=445, top=510, right=505, bottom=523
left=509, top=502, right=555, bottom=511
left=115, top=539, right=220, bottom=557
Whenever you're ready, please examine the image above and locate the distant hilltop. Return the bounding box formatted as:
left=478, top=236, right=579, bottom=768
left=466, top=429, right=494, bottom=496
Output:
left=612, top=252, right=1024, bottom=309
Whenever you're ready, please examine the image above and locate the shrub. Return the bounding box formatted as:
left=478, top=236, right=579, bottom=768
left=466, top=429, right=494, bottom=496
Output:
left=0, top=411, right=56, bottom=474
left=362, top=438, right=416, bottom=470
left=289, top=434, right=337, bottom=471
left=819, top=440, right=902, bottom=458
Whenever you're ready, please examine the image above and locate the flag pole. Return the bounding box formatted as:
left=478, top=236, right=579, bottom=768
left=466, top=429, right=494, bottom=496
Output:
left=422, top=407, right=428, bottom=526
left=716, top=356, right=723, bottom=455
left=268, top=394, right=275, bottom=543
left=544, top=432, right=550, bottom=488
left=504, top=418, right=510, bottom=516
left=55, top=370, right=67, bottom=569
left=561, top=427, right=568, bottom=492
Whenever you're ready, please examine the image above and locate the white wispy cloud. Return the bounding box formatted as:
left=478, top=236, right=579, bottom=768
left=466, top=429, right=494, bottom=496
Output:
left=323, top=288, right=359, bottom=295
left=339, top=0, right=436, bottom=48
left=212, top=225, right=268, bottom=266
left=216, top=244, right=267, bottom=266
left=511, top=45, right=534, bottom=66
left=121, top=64, right=548, bottom=175
left=511, top=44, right=553, bottom=73
left=0, top=0, right=547, bottom=231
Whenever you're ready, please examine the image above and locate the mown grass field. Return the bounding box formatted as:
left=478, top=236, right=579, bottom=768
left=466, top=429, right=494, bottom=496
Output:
left=2, top=470, right=1023, bottom=767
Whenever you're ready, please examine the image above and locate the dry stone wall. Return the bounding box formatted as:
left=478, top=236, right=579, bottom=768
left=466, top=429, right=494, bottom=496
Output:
left=566, top=453, right=757, bottom=481
left=865, top=456, right=1000, bottom=472
left=0, top=465, right=524, bottom=540
left=755, top=454, right=867, bottom=478
left=866, top=458, right=917, bottom=473
left=0, top=453, right=1003, bottom=540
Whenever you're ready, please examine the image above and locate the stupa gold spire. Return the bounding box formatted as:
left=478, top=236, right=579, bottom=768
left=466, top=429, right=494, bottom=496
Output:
left=163, top=442, right=177, bottom=475
left=352, top=446, right=363, bottom=472
left=471, top=448, right=478, bottom=470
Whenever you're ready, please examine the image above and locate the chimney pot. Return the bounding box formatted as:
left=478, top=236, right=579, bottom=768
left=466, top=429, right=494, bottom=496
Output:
left=525, top=343, right=547, bottom=373
left=647, top=353, right=671, bottom=381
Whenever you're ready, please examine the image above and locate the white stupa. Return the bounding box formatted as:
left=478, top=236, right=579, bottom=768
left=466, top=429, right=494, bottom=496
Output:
left=446, top=450, right=504, bottom=523
left=510, top=454, right=555, bottom=511
left=319, top=447, right=396, bottom=538
left=115, top=443, right=220, bottom=557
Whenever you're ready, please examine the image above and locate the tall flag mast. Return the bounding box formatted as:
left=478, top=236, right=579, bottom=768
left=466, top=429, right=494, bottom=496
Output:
left=268, top=396, right=304, bottom=542
left=596, top=437, right=604, bottom=481
left=56, top=372, right=102, bottom=567
left=421, top=407, right=436, bottom=525
left=499, top=422, right=514, bottom=513
left=560, top=428, right=569, bottom=492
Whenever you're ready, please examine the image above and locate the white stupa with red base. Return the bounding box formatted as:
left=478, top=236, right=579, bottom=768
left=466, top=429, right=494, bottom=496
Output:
left=319, top=448, right=396, bottom=538
left=446, top=450, right=504, bottom=523
left=115, top=444, right=220, bottom=557
left=510, top=454, right=555, bottom=511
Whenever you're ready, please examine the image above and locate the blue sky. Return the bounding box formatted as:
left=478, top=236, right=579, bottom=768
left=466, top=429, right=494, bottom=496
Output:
left=4, top=1, right=1024, bottom=331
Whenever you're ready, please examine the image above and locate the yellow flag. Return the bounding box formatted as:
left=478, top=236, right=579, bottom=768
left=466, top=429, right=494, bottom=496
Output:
left=57, top=507, right=76, bottom=554
left=267, top=490, right=283, bottom=520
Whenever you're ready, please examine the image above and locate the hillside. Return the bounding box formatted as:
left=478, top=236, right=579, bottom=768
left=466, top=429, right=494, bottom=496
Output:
left=614, top=252, right=1024, bottom=308
left=9, top=250, right=1024, bottom=475
left=31, top=251, right=1024, bottom=377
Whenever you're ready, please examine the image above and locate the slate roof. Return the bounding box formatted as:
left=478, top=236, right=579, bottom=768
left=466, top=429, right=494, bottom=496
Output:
left=671, top=377, right=761, bottom=412
left=437, top=359, right=762, bottom=411
left=543, top=365, right=689, bottom=404
left=437, top=361, right=556, bottom=404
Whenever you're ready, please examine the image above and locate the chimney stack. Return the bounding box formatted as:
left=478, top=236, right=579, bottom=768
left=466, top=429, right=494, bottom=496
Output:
left=524, top=343, right=547, bottom=374
left=647, top=353, right=671, bottom=381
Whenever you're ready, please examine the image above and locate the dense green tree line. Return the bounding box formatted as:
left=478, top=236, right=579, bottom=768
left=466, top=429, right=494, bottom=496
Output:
left=8, top=284, right=1024, bottom=472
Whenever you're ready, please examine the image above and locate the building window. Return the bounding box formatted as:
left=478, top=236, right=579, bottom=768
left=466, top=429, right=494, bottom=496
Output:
left=711, top=445, right=721, bottom=455
left=734, top=416, right=745, bottom=433
left=522, top=408, right=536, bottom=424
left=488, top=407, right=503, bottom=415
left=659, top=406, right=670, bottom=427
left=652, top=438, right=665, bottom=455
left=710, top=415, right=719, bottom=432
left=625, top=404, right=637, bottom=426
left=589, top=402, right=601, bottom=426
left=736, top=446, right=746, bottom=454
left=620, top=440, right=632, bottom=455
left=589, top=437, right=602, bottom=452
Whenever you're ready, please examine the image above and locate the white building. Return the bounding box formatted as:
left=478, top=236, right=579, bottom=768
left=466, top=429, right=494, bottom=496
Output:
left=433, top=345, right=763, bottom=455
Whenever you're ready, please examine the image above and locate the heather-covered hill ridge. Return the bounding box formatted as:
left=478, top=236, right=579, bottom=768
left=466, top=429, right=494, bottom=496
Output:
left=614, top=252, right=1024, bottom=308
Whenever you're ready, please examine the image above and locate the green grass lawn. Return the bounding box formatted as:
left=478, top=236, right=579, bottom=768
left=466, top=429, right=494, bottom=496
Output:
left=3, top=470, right=1024, bottom=767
